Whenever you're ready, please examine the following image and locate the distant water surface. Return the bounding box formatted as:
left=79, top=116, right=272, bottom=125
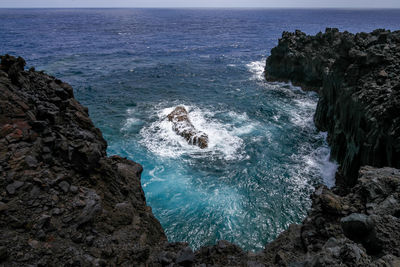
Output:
left=1, top=8, right=400, bottom=251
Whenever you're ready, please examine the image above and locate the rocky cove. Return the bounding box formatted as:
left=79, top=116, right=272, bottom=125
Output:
left=0, top=28, right=399, bottom=266
left=266, top=28, right=400, bottom=186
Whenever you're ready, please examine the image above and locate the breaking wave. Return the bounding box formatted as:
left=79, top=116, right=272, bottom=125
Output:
left=137, top=105, right=254, bottom=161
left=246, top=59, right=266, bottom=80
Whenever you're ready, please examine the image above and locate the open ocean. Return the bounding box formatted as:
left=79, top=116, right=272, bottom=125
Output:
left=1, top=8, right=400, bottom=251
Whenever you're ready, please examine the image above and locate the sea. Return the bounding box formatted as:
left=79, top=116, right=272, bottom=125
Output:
left=1, top=8, right=400, bottom=251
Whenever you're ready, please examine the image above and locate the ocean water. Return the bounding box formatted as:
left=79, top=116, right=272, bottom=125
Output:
left=1, top=8, right=400, bottom=251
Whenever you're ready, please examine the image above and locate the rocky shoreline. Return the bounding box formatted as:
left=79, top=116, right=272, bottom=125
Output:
left=1, top=28, right=400, bottom=266
left=261, top=29, right=400, bottom=266
left=0, top=55, right=263, bottom=266
left=266, top=28, right=400, bottom=186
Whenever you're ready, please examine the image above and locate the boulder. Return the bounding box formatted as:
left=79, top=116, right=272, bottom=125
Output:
left=341, top=213, right=374, bottom=239
left=341, top=213, right=381, bottom=254
left=6, top=181, right=24, bottom=195
left=176, top=247, right=194, bottom=266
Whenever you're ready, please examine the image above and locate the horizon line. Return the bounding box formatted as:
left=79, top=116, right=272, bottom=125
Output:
left=0, top=6, right=400, bottom=10
left=1, top=7, right=400, bottom=9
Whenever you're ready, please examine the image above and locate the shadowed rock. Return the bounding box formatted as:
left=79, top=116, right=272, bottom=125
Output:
left=2, top=43, right=400, bottom=266
left=265, top=28, right=400, bottom=185
left=0, top=54, right=167, bottom=266
left=167, top=106, right=208, bottom=149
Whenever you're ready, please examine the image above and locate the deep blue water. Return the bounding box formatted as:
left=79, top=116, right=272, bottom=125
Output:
left=1, top=8, right=400, bottom=251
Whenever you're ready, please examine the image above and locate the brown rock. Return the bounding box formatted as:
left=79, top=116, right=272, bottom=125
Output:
left=167, top=106, right=208, bottom=149
left=319, top=190, right=343, bottom=214
left=0, top=124, right=14, bottom=138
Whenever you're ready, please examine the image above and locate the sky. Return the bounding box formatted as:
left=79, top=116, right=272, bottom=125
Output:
left=1, top=0, right=400, bottom=8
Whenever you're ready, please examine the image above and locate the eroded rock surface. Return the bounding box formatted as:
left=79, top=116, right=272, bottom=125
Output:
left=265, top=29, right=400, bottom=184
left=261, top=167, right=400, bottom=266
left=0, top=54, right=263, bottom=267
left=0, top=55, right=168, bottom=266
left=2, top=26, right=400, bottom=267
left=261, top=28, right=400, bottom=266
left=167, top=106, right=208, bottom=149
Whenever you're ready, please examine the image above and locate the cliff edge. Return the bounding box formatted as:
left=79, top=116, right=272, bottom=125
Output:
left=1, top=27, right=400, bottom=266
left=261, top=28, right=400, bottom=266
left=266, top=28, right=400, bottom=185
left=0, top=55, right=168, bottom=266
left=0, top=55, right=263, bottom=266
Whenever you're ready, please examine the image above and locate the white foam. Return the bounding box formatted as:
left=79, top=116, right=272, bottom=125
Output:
left=147, top=166, right=166, bottom=183
left=265, top=81, right=309, bottom=95
left=246, top=59, right=266, bottom=81
left=304, top=146, right=337, bottom=189
left=226, top=110, right=249, bottom=122
left=121, top=118, right=141, bottom=131
left=282, top=93, right=337, bottom=189
left=121, top=108, right=142, bottom=131
left=317, top=132, right=338, bottom=188
left=293, top=98, right=317, bottom=109
left=139, top=105, right=251, bottom=161
left=289, top=110, right=314, bottom=129
left=291, top=132, right=338, bottom=189
left=272, top=115, right=280, bottom=122
left=287, top=97, right=318, bottom=129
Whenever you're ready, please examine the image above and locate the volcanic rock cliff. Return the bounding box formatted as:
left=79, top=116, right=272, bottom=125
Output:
left=260, top=28, right=400, bottom=266
left=1, top=28, right=400, bottom=267
left=0, top=54, right=262, bottom=266
left=265, top=28, right=400, bottom=185
left=0, top=55, right=174, bottom=266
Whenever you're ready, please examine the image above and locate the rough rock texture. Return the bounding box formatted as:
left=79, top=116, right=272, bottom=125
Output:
left=0, top=55, right=169, bottom=266
left=0, top=54, right=265, bottom=266
left=167, top=106, right=208, bottom=149
left=260, top=28, right=400, bottom=266
left=265, top=28, right=400, bottom=185
left=2, top=26, right=400, bottom=266
left=259, top=167, right=400, bottom=266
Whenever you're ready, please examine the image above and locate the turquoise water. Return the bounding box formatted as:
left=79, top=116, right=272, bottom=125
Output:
left=2, top=8, right=400, bottom=251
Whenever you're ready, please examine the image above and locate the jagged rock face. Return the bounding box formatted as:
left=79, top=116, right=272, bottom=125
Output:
left=0, top=55, right=168, bottom=266
left=262, top=166, right=400, bottom=266
left=167, top=106, right=208, bottom=149
left=265, top=29, right=400, bottom=185
left=0, top=54, right=265, bottom=267
left=2, top=34, right=400, bottom=266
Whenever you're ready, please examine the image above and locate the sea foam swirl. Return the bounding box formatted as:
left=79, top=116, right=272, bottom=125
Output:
left=132, top=105, right=258, bottom=161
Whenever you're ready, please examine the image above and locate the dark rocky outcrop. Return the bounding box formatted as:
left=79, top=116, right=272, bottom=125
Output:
left=260, top=29, right=400, bottom=266
left=0, top=55, right=169, bottom=266
left=0, top=54, right=263, bottom=266
left=167, top=106, right=208, bottom=149
left=259, top=166, right=400, bottom=266
left=265, top=29, right=400, bottom=185
left=2, top=25, right=400, bottom=266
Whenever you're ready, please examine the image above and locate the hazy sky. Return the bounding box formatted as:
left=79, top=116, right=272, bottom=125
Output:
left=1, top=0, right=400, bottom=8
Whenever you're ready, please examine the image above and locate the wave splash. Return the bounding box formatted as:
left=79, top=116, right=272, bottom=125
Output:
left=246, top=59, right=266, bottom=80
left=136, top=105, right=254, bottom=161
left=116, top=60, right=339, bottom=250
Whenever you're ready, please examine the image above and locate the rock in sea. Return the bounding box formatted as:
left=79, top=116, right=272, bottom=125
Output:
left=167, top=106, right=208, bottom=149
